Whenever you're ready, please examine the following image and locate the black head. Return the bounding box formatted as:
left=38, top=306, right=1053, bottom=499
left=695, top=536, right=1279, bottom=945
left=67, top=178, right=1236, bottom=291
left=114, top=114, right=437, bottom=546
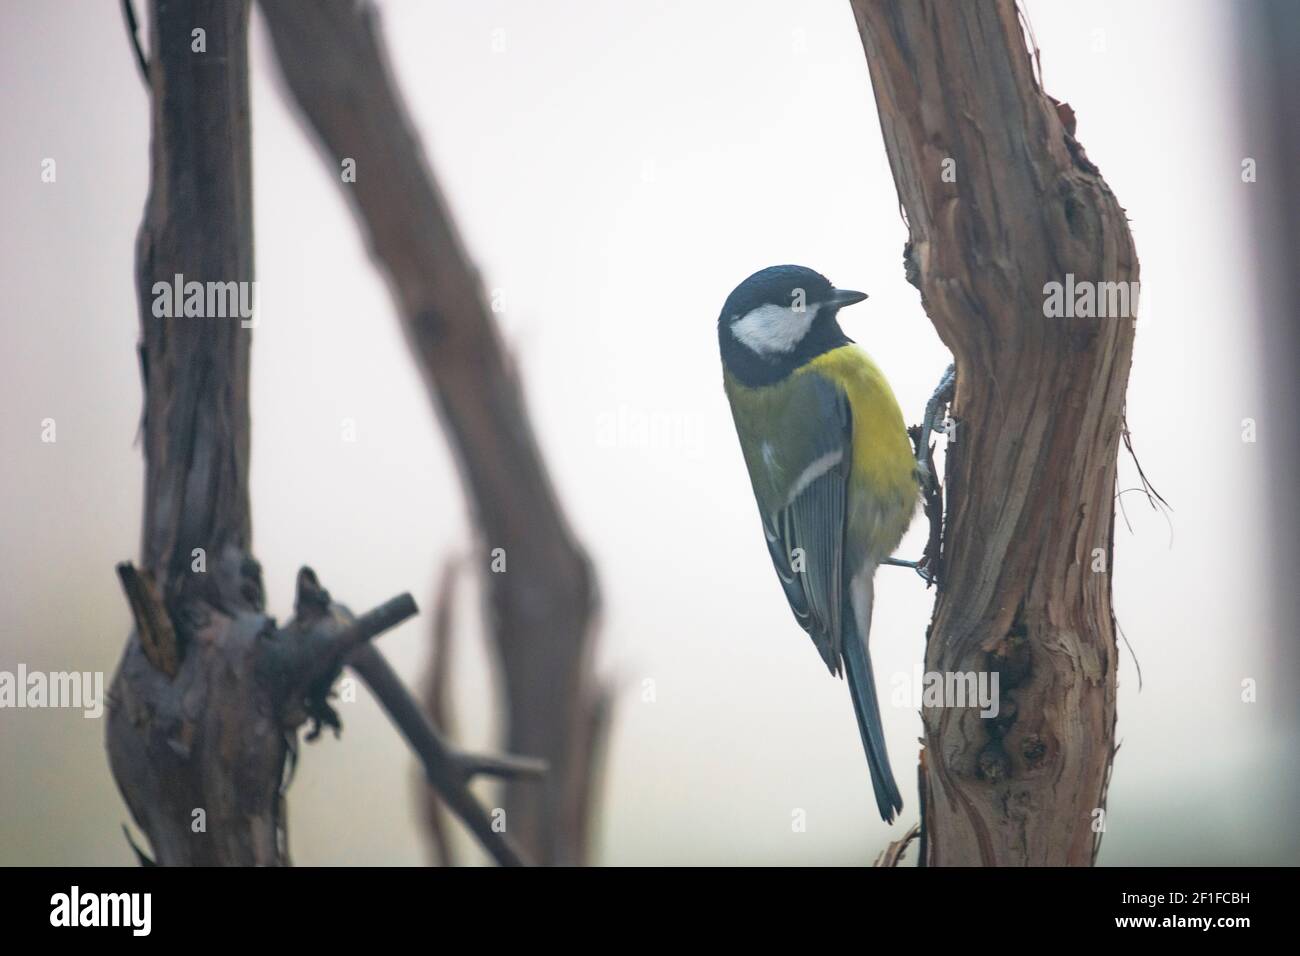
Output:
left=718, top=264, right=868, bottom=386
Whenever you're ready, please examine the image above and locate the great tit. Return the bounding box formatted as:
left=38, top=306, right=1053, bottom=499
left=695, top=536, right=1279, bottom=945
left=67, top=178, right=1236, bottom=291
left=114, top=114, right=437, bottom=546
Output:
left=718, top=264, right=918, bottom=823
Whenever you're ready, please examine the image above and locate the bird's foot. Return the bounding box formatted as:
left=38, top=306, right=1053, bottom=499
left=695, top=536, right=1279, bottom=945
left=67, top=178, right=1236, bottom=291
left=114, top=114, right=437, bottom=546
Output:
left=900, top=364, right=956, bottom=591
left=913, top=363, right=957, bottom=487
left=882, top=556, right=934, bottom=585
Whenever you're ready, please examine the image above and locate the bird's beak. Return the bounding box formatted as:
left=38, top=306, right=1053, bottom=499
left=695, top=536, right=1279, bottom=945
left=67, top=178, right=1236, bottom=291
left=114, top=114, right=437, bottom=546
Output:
left=828, top=288, right=868, bottom=309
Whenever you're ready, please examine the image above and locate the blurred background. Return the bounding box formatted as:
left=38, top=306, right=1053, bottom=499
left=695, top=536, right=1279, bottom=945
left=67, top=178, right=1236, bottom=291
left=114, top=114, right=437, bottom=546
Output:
left=1, top=0, right=1296, bottom=865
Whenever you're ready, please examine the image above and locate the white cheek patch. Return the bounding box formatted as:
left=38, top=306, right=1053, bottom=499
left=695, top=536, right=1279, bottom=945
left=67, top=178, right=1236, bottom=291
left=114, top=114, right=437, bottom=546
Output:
left=731, top=303, right=820, bottom=355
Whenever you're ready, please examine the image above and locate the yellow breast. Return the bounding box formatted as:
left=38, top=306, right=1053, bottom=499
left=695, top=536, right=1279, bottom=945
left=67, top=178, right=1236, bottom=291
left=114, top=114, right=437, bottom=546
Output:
left=797, top=345, right=916, bottom=501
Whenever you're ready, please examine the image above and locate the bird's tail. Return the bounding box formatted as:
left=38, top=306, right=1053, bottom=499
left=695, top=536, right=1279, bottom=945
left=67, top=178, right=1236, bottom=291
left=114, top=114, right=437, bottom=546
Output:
left=843, top=587, right=903, bottom=823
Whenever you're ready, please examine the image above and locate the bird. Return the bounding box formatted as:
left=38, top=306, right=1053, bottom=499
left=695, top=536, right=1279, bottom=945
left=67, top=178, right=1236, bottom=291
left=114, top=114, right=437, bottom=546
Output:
left=718, top=264, right=919, bottom=823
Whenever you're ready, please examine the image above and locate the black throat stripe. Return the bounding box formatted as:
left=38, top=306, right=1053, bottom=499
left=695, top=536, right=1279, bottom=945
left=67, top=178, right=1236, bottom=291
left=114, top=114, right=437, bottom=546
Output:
left=719, top=312, right=853, bottom=387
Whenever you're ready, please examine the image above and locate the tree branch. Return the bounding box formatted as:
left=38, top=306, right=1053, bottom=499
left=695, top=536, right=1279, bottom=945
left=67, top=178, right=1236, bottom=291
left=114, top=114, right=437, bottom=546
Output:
left=108, top=0, right=549, bottom=867
left=119, top=0, right=149, bottom=86
left=260, top=0, right=605, bottom=864
left=297, top=593, right=418, bottom=691
left=348, top=646, right=536, bottom=867
left=421, top=559, right=460, bottom=865
left=850, top=0, right=1137, bottom=865
left=287, top=566, right=541, bottom=866
left=874, top=823, right=921, bottom=867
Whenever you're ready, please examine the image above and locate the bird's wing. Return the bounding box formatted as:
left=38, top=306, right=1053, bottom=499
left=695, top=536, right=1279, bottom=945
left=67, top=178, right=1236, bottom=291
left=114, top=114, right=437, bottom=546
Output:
left=728, top=369, right=852, bottom=673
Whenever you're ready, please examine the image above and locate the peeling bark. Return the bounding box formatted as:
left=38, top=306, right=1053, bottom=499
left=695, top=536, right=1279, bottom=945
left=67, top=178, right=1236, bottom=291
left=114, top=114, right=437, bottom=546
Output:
left=850, top=0, right=1137, bottom=865
left=108, top=0, right=541, bottom=867
left=106, top=0, right=280, bottom=866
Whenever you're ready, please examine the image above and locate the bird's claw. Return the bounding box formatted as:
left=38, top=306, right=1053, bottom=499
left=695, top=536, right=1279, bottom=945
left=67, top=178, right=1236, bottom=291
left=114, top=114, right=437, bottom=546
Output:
left=882, top=556, right=934, bottom=585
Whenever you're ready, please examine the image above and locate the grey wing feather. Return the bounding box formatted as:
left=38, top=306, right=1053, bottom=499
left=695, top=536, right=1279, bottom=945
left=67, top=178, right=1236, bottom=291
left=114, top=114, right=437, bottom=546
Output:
left=760, top=379, right=851, bottom=674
